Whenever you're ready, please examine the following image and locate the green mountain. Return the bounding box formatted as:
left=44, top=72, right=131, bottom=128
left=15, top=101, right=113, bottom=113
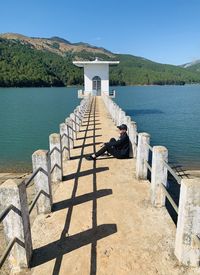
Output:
left=1, top=33, right=200, bottom=87
left=110, top=54, right=200, bottom=85
left=181, top=60, right=200, bottom=73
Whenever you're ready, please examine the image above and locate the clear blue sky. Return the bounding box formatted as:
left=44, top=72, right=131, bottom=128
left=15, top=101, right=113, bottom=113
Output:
left=1, top=0, right=200, bottom=65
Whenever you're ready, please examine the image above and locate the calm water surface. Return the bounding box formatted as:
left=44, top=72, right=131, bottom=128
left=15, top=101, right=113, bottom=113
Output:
left=0, top=87, right=80, bottom=172
left=115, top=85, right=200, bottom=169
left=0, top=85, right=200, bottom=172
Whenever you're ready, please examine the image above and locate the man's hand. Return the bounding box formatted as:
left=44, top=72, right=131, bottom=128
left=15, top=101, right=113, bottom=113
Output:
left=100, top=143, right=106, bottom=147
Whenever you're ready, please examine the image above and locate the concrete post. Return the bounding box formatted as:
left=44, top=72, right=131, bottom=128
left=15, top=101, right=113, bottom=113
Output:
left=115, top=105, right=119, bottom=125
left=0, top=179, right=32, bottom=272
left=174, top=178, right=200, bottom=267
left=151, top=146, right=168, bottom=207
left=120, top=111, right=126, bottom=125
left=70, top=113, right=76, bottom=140
left=49, top=133, right=62, bottom=182
left=32, top=150, right=52, bottom=214
left=124, top=116, right=131, bottom=134
left=74, top=108, right=80, bottom=132
left=117, top=108, right=122, bottom=126
left=132, top=122, right=137, bottom=158
left=65, top=118, right=74, bottom=150
left=60, top=123, right=70, bottom=161
left=78, top=106, right=83, bottom=125
left=129, top=121, right=137, bottom=158
left=136, top=132, right=150, bottom=180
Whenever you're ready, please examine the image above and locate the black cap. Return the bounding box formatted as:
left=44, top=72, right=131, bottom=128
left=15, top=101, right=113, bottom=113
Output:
left=117, top=124, right=127, bottom=131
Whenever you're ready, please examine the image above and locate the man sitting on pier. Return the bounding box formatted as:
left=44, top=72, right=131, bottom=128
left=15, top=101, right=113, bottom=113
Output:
left=86, top=124, right=130, bottom=160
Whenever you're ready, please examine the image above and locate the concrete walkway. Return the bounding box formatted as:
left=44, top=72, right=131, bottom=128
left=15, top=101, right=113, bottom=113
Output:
left=30, top=97, right=197, bottom=275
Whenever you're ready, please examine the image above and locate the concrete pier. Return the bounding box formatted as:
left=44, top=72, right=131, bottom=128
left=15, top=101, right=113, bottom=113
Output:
left=1, top=96, right=199, bottom=274
left=28, top=97, right=198, bottom=275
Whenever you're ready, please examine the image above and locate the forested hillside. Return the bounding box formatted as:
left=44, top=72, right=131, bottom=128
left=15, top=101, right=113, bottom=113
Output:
left=0, top=38, right=83, bottom=87
left=110, top=54, right=200, bottom=85
left=1, top=34, right=200, bottom=87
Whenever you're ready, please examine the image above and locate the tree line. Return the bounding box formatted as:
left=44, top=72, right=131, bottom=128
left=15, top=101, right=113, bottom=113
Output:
left=1, top=38, right=200, bottom=87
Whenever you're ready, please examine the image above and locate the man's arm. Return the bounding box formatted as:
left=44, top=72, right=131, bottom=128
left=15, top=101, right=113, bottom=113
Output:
left=105, top=135, right=128, bottom=148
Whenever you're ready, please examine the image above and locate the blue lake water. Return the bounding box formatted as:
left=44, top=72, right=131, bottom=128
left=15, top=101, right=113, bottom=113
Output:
left=0, top=85, right=200, bottom=172
left=0, top=87, right=80, bottom=172
left=114, top=85, right=200, bottom=169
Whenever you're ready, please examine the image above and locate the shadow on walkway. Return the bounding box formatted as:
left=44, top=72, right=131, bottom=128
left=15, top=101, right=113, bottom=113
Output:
left=31, top=224, right=117, bottom=267
left=62, top=167, right=109, bottom=181
left=52, top=189, right=112, bottom=212
left=31, top=97, right=117, bottom=275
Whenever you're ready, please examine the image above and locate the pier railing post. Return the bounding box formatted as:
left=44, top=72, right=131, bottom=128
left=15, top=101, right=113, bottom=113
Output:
left=49, top=133, right=63, bottom=182
left=150, top=146, right=168, bottom=207
left=136, top=132, right=150, bottom=180
left=0, top=179, right=32, bottom=272
left=117, top=108, right=121, bottom=125
left=117, top=108, right=122, bottom=125
left=115, top=105, right=119, bottom=125
left=113, top=103, right=117, bottom=124
left=129, top=121, right=137, bottom=158
left=120, top=111, right=126, bottom=125
left=124, top=116, right=131, bottom=133
left=77, top=106, right=83, bottom=126
left=174, top=178, right=200, bottom=267
left=60, top=122, right=70, bottom=161
left=74, top=108, right=80, bottom=132
left=65, top=118, right=74, bottom=151
left=70, top=113, right=77, bottom=140
left=32, top=150, right=52, bottom=214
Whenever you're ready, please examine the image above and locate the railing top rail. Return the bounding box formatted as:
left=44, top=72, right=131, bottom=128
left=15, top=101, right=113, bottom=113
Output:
left=144, top=159, right=152, bottom=173
left=163, top=160, right=182, bottom=184
left=146, top=142, right=153, bottom=152
left=160, top=183, right=179, bottom=214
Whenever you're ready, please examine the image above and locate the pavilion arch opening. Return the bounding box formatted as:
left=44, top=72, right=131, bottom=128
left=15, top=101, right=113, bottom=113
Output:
left=92, top=76, right=101, bottom=95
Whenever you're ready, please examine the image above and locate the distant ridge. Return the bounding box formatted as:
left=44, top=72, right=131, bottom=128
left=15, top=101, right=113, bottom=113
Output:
left=0, top=32, right=114, bottom=59
left=1, top=32, right=200, bottom=87
left=49, top=36, right=72, bottom=45
left=181, top=60, right=200, bottom=72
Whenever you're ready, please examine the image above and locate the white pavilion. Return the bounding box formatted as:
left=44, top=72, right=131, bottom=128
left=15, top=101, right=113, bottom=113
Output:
left=73, top=57, right=119, bottom=97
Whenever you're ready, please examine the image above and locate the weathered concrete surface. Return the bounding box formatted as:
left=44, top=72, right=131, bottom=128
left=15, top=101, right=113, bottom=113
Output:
left=136, top=132, right=150, bottom=180
left=151, top=146, right=168, bottom=207
left=175, top=178, right=200, bottom=267
left=0, top=179, right=32, bottom=273
left=30, top=97, right=199, bottom=275
left=49, top=133, right=62, bottom=183
left=60, top=123, right=69, bottom=161
left=0, top=173, right=28, bottom=185
left=32, top=150, right=52, bottom=214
